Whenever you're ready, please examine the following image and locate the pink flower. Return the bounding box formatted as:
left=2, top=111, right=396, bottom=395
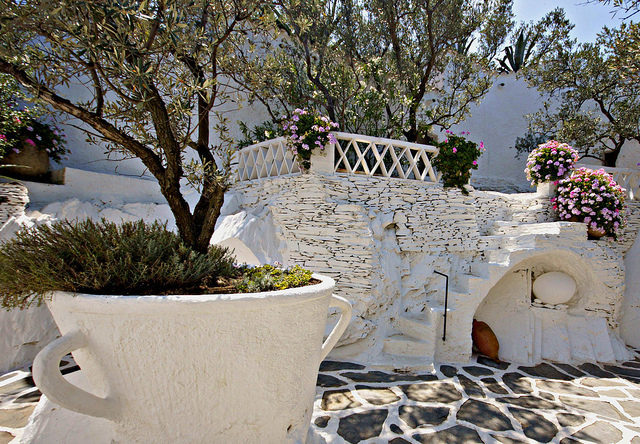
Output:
left=24, top=138, right=36, bottom=147
left=452, top=147, right=457, bottom=153
left=472, top=160, right=478, bottom=166
left=0, top=134, right=6, bottom=141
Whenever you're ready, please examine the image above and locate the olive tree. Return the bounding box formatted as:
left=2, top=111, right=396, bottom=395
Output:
left=597, top=0, right=640, bottom=81
left=0, top=0, right=271, bottom=252
left=236, top=0, right=515, bottom=143
left=518, top=16, right=640, bottom=166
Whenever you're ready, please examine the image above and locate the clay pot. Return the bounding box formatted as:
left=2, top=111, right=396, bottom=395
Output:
left=587, top=227, right=607, bottom=239
left=1, top=143, right=50, bottom=178
left=472, top=319, right=499, bottom=361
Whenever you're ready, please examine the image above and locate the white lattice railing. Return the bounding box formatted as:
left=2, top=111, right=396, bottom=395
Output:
left=332, top=132, right=439, bottom=182
left=599, top=166, right=640, bottom=201
left=236, top=137, right=301, bottom=181
left=236, top=132, right=440, bottom=183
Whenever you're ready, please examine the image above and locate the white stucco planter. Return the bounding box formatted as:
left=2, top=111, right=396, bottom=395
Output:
left=536, top=181, right=557, bottom=197
left=32, top=274, right=351, bottom=443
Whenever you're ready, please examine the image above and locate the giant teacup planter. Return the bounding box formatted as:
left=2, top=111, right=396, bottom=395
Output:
left=33, top=274, right=350, bottom=444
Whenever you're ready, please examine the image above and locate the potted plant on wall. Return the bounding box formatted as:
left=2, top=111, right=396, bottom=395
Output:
left=553, top=167, right=626, bottom=239
left=0, top=2, right=352, bottom=442
left=0, top=75, right=68, bottom=179
left=524, top=140, right=579, bottom=197
left=282, top=108, right=339, bottom=170
left=432, top=130, right=484, bottom=194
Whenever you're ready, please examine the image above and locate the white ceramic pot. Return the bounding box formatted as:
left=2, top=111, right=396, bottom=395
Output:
left=536, top=181, right=557, bottom=197
left=33, top=274, right=351, bottom=444
left=532, top=271, right=577, bottom=305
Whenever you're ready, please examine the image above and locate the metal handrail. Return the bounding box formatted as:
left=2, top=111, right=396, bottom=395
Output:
left=433, top=271, right=449, bottom=342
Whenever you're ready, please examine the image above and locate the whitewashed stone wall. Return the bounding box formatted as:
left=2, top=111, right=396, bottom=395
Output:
left=0, top=183, right=29, bottom=228
left=0, top=183, right=59, bottom=373
left=229, top=171, right=638, bottom=364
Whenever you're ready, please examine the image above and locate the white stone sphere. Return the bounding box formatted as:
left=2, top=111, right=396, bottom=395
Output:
left=532, top=272, right=577, bottom=305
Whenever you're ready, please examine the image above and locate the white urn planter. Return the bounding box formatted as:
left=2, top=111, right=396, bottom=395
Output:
left=532, top=271, right=577, bottom=305
left=32, top=274, right=351, bottom=444
left=536, top=181, right=557, bottom=197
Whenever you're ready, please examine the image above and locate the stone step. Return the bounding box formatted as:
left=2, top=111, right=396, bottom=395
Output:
left=368, top=353, right=436, bottom=372
left=566, top=315, right=597, bottom=363
left=478, top=235, right=503, bottom=252
left=397, top=313, right=435, bottom=341
left=451, top=273, right=489, bottom=293
left=491, top=221, right=587, bottom=240
left=383, top=334, right=434, bottom=357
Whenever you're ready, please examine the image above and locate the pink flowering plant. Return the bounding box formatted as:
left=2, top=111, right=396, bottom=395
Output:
left=0, top=75, right=68, bottom=162
left=282, top=108, right=338, bottom=170
left=552, top=167, right=626, bottom=238
left=525, top=140, right=579, bottom=186
left=432, top=131, right=484, bottom=194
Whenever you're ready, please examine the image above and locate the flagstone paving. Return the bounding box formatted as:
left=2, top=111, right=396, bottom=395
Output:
left=2, top=354, right=640, bottom=443
left=311, top=353, right=640, bottom=443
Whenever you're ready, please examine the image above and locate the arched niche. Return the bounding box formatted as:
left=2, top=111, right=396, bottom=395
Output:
left=473, top=249, right=602, bottom=364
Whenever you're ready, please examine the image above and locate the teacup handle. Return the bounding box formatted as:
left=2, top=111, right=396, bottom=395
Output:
left=33, top=330, right=119, bottom=420
left=320, top=294, right=352, bottom=361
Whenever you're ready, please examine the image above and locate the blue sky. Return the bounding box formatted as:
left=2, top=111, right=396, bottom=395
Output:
left=513, top=0, right=628, bottom=42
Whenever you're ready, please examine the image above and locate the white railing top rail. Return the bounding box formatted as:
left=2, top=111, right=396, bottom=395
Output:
left=235, top=131, right=440, bottom=183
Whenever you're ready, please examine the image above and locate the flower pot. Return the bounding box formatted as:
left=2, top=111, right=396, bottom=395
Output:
left=536, top=181, right=557, bottom=197
left=32, top=274, right=351, bottom=443
left=587, top=227, right=607, bottom=239
left=1, top=143, right=50, bottom=177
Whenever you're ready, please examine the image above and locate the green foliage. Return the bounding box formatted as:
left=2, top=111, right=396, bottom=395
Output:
left=238, top=0, right=515, bottom=143
left=0, top=220, right=236, bottom=309
left=521, top=10, right=640, bottom=167
left=238, top=121, right=283, bottom=149
left=0, top=1, right=274, bottom=251
left=497, top=29, right=539, bottom=73
left=0, top=74, right=67, bottom=162
left=234, top=264, right=313, bottom=293
left=432, top=132, right=484, bottom=194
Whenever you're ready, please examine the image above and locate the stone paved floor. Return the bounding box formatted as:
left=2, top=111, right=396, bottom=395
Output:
left=2, top=355, right=640, bottom=443
left=311, top=353, right=640, bottom=443
left=0, top=357, right=77, bottom=443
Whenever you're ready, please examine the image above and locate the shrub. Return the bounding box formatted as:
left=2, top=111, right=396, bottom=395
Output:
left=432, top=131, right=484, bottom=194
left=0, top=75, right=68, bottom=162
left=234, top=264, right=313, bottom=293
left=525, top=140, right=579, bottom=186
left=553, top=167, right=626, bottom=238
left=282, top=108, right=338, bottom=170
left=0, top=219, right=236, bottom=309
left=237, top=120, right=283, bottom=149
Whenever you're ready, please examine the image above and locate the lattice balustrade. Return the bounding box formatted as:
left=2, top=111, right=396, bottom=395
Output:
left=236, top=138, right=301, bottom=181
left=236, top=132, right=440, bottom=183
left=332, top=132, right=439, bottom=182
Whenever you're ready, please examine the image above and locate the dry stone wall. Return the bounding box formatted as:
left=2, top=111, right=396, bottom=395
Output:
left=231, top=172, right=638, bottom=360
left=0, top=183, right=28, bottom=228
